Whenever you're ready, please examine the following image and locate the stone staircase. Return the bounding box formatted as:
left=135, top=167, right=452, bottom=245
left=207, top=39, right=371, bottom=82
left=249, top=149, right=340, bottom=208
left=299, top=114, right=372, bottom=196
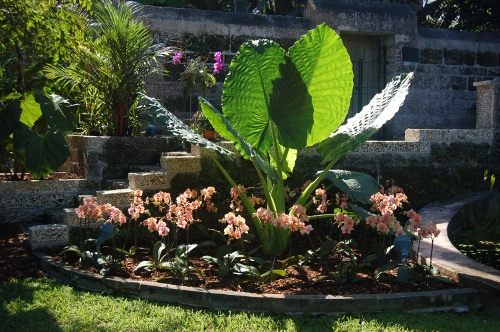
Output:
left=29, top=150, right=202, bottom=249
left=28, top=128, right=495, bottom=249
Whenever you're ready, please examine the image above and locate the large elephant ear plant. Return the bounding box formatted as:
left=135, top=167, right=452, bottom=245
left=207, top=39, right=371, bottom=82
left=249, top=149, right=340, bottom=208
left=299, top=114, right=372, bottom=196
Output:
left=143, top=23, right=413, bottom=256
left=0, top=93, right=78, bottom=179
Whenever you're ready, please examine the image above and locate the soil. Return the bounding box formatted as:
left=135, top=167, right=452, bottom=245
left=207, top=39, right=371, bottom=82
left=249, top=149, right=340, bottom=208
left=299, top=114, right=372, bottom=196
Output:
left=0, top=222, right=463, bottom=295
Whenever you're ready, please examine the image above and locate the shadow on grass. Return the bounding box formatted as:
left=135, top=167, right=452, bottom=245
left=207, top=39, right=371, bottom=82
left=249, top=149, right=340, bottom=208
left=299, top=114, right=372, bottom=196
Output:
left=0, top=279, right=63, bottom=332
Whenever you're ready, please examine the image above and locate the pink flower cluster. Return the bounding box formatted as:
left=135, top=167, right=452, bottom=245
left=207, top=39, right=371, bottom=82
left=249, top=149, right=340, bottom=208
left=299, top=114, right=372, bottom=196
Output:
left=369, top=186, right=408, bottom=215
left=405, top=209, right=423, bottom=232
left=253, top=204, right=313, bottom=235
left=417, top=222, right=440, bottom=239
left=143, top=188, right=213, bottom=237
left=366, top=187, right=411, bottom=236
left=75, top=197, right=127, bottom=225
left=313, top=188, right=328, bottom=213
left=221, top=212, right=249, bottom=239
left=213, top=51, right=223, bottom=74
left=173, top=52, right=182, bottom=65
left=366, top=213, right=405, bottom=236
left=334, top=212, right=359, bottom=234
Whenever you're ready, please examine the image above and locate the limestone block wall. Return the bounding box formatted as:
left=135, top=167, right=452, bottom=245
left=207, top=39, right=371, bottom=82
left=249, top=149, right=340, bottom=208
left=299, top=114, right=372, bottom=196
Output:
left=59, top=135, right=184, bottom=190
left=0, top=179, right=94, bottom=224
left=140, top=2, right=500, bottom=140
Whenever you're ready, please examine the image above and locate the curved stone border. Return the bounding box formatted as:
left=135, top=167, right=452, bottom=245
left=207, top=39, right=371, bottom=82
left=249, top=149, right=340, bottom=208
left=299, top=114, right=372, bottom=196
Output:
left=416, top=192, right=500, bottom=315
left=34, top=256, right=480, bottom=315
left=33, top=193, right=500, bottom=315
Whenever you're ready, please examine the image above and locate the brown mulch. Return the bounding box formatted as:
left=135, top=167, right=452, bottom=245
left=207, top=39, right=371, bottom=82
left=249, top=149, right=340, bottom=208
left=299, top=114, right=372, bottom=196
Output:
left=0, top=222, right=464, bottom=294
left=0, top=224, right=46, bottom=283
left=49, top=235, right=463, bottom=296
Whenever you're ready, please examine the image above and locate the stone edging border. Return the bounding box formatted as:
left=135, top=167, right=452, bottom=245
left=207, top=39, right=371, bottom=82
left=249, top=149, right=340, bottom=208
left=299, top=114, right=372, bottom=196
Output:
left=415, top=192, right=500, bottom=315
left=33, top=193, right=500, bottom=315
left=35, top=252, right=479, bottom=315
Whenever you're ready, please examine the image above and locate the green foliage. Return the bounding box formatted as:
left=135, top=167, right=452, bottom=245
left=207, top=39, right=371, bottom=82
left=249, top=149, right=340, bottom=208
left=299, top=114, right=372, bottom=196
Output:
left=45, top=0, right=170, bottom=136
left=0, top=93, right=78, bottom=179
left=145, top=24, right=412, bottom=258
left=135, top=241, right=212, bottom=281
left=418, top=0, right=500, bottom=33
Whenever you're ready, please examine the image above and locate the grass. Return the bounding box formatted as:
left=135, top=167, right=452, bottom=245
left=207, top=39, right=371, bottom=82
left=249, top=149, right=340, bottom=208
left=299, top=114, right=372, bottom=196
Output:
left=1, top=278, right=500, bottom=332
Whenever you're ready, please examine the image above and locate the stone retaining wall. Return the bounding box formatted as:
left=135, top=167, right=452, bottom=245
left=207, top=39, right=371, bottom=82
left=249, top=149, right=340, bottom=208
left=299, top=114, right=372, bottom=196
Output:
left=141, top=1, right=500, bottom=140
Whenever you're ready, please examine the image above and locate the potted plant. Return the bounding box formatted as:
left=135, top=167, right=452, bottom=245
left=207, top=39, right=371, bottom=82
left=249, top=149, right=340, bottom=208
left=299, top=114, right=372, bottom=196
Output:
left=179, top=56, right=216, bottom=118
left=190, top=111, right=217, bottom=139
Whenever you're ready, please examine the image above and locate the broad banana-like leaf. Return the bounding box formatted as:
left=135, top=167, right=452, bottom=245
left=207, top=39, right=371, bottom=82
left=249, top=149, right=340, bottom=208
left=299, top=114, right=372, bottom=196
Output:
left=140, top=94, right=233, bottom=156
left=36, top=93, right=79, bottom=135
left=222, top=23, right=353, bottom=152
left=321, top=170, right=382, bottom=205
left=317, top=72, right=413, bottom=163
left=199, top=97, right=279, bottom=183
left=268, top=144, right=297, bottom=180
left=0, top=99, right=22, bottom=141
left=19, top=94, right=42, bottom=128
left=13, top=123, right=70, bottom=179
left=222, top=39, right=285, bottom=154
left=278, top=23, right=353, bottom=149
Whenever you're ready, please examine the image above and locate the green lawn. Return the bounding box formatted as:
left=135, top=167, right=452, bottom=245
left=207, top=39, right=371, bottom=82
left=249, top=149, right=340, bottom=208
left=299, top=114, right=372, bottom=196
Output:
left=1, top=277, right=499, bottom=332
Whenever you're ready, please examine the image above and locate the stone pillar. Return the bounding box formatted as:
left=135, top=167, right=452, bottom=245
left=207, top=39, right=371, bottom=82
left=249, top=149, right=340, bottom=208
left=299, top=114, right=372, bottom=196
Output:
left=474, top=79, right=500, bottom=163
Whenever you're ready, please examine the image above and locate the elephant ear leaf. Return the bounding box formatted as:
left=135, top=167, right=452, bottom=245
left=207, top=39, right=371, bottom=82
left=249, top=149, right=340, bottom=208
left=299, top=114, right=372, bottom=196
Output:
left=0, top=99, right=22, bottom=141
left=321, top=170, right=381, bottom=205
left=273, top=23, right=353, bottom=150
left=317, top=72, right=413, bottom=164
left=199, top=97, right=279, bottom=183
left=13, top=123, right=70, bottom=179
left=140, top=94, right=233, bottom=156
left=222, top=39, right=285, bottom=154
left=36, top=93, right=79, bottom=134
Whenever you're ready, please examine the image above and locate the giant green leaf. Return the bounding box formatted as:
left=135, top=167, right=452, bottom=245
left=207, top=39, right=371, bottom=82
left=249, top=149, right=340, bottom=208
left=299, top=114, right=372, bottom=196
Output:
left=317, top=72, right=413, bottom=163
left=0, top=99, right=22, bottom=141
left=222, top=39, right=285, bottom=154
left=322, top=170, right=382, bottom=205
left=274, top=23, right=353, bottom=149
left=221, top=24, right=353, bottom=153
left=19, top=93, right=42, bottom=128
left=36, top=93, right=79, bottom=134
left=199, top=97, right=278, bottom=182
left=13, top=123, right=70, bottom=179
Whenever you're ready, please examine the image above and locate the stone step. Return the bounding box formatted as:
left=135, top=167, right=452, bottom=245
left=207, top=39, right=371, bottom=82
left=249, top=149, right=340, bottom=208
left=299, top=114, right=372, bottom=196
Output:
left=160, top=152, right=201, bottom=172
left=128, top=171, right=173, bottom=191
left=96, top=188, right=134, bottom=208
left=61, top=208, right=101, bottom=228
left=102, top=178, right=129, bottom=190
left=405, top=129, right=494, bottom=143
left=29, top=224, right=69, bottom=250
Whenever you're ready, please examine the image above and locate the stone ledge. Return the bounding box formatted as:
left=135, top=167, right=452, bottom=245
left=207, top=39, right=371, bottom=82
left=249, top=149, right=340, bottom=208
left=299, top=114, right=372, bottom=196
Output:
left=405, top=129, right=494, bottom=143
left=29, top=224, right=69, bottom=250
left=34, top=251, right=481, bottom=315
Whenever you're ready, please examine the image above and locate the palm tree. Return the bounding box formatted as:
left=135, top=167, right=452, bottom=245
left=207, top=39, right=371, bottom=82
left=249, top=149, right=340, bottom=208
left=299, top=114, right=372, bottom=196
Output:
left=46, top=0, right=169, bottom=136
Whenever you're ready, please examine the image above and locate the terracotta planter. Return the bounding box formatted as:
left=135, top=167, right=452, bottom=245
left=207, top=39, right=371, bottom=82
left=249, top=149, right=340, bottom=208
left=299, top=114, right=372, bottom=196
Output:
left=202, top=129, right=217, bottom=140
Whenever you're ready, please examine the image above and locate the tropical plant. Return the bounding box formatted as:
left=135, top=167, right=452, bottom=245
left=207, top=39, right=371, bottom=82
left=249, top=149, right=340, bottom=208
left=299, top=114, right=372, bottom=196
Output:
left=0, top=93, right=79, bottom=179
left=142, top=23, right=413, bottom=260
left=0, top=1, right=88, bottom=179
left=45, top=0, right=171, bottom=136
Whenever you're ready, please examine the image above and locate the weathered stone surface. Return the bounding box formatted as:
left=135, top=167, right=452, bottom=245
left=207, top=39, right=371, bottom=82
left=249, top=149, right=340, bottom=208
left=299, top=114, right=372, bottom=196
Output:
left=96, top=188, right=133, bottom=208
left=160, top=154, right=201, bottom=173
left=29, top=224, right=69, bottom=250
left=128, top=172, right=173, bottom=191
